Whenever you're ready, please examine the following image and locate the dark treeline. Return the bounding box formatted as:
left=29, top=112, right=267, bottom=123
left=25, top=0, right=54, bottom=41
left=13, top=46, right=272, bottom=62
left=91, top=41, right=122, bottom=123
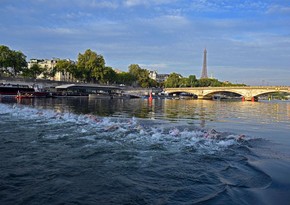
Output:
left=0, top=45, right=245, bottom=88
left=164, top=73, right=246, bottom=88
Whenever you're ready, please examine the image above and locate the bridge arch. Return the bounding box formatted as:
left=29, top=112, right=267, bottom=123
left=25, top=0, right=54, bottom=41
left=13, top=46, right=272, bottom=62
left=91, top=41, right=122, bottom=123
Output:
left=203, top=91, right=243, bottom=99
left=164, top=86, right=290, bottom=101
left=165, top=91, right=198, bottom=98
left=251, top=90, right=290, bottom=98
left=165, top=90, right=199, bottom=96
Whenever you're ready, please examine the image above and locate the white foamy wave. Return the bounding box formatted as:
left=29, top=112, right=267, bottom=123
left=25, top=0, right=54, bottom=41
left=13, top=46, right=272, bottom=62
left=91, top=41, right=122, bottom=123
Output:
left=44, top=134, right=70, bottom=140
left=0, top=103, right=249, bottom=154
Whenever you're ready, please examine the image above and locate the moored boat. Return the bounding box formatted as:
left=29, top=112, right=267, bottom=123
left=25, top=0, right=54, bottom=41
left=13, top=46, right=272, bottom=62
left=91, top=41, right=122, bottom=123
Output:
left=0, top=83, right=49, bottom=98
left=0, top=83, right=34, bottom=96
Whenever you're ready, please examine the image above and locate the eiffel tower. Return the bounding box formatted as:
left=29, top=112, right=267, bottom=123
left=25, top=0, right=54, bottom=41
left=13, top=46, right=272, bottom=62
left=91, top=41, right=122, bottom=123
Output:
left=200, top=48, right=208, bottom=79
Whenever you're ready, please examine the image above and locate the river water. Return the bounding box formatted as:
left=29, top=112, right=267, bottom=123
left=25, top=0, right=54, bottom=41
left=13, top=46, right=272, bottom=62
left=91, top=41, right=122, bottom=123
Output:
left=0, top=97, right=290, bottom=205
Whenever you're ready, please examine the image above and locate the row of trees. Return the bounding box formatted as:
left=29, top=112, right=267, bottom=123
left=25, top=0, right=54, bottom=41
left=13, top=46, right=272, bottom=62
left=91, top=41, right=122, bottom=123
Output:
left=53, top=50, right=147, bottom=86
left=164, top=73, right=246, bottom=88
left=0, top=46, right=138, bottom=85
left=0, top=45, right=159, bottom=87
left=1, top=45, right=245, bottom=88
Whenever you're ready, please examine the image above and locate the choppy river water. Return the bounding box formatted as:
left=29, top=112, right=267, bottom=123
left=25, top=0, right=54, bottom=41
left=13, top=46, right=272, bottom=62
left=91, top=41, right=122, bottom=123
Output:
left=0, top=97, right=290, bottom=205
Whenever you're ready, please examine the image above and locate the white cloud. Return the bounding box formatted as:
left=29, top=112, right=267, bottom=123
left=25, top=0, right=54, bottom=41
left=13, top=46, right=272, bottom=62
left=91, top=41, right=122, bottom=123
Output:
left=82, top=1, right=119, bottom=9
left=124, top=0, right=177, bottom=7
left=267, top=5, right=290, bottom=14
left=124, top=0, right=144, bottom=7
left=22, top=0, right=120, bottom=10
left=39, top=27, right=79, bottom=35
left=139, top=63, right=168, bottom=69
left=188, top=0, right=268, bottom=12
left=140, top=14, right=190, bottom=30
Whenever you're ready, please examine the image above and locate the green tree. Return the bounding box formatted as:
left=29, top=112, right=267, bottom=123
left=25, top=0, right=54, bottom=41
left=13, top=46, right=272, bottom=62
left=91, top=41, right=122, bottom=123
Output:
left=149, top=78, right=158, bottom=87
left=128, top=64, right=141, bottom=76
left=0, top=45, right=27, bottom=76
left=197, top=78, right=223, bottom=87
left=102, top=66, right=117, bottom=84
left=54, top=59, right=76, bottom=78
left=22, top=64, right=44, bottom=78
left=188, top=75, right=198, bottom=87
left=116, top=72, right=135, bottom=85
left=164, top=73, right=182, bottom=88
left=138, top=69, right=150, bottom=87
left=179, top=77, right=190, bottom=87
left=0, top=45, right=12, bottom=76
left=55, top=60, right=72, bottom=74
left=10, top=50, right=27, bottom=76
left=77, top=49, right=105, bottom=83
left=128, top=64, right=153, bottom=88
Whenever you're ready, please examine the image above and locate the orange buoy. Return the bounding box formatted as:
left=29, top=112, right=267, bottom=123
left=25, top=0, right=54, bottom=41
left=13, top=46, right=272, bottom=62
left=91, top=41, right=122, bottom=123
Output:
left=149, top=92, right=153, bottom=101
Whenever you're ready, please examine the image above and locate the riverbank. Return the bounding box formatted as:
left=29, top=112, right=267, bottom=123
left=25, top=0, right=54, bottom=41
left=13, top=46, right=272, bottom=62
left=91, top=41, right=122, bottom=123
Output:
left=0, top=77, right=163, bottom=97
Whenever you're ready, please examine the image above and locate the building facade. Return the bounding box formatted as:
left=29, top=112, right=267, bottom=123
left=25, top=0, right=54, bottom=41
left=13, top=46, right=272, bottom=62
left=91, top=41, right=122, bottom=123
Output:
left=28, top=58, right=75, bottom=82
left=149, top=70, right=169, bottom=83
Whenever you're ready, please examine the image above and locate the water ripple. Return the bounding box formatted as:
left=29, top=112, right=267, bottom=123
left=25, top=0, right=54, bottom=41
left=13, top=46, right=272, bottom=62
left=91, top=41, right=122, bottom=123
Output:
left=0, top=103, right=276, bottom=204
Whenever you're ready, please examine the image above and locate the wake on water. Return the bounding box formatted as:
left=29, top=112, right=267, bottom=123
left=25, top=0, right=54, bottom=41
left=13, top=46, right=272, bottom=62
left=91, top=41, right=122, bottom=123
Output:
left=0, top=103, right=273, bottom=204
left=1, top=103, right=246, bottom=150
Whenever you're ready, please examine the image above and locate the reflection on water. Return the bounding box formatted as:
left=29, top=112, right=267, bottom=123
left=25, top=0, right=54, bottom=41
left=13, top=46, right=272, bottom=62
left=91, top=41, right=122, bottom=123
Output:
left=1, top=97, right=289, bottom=128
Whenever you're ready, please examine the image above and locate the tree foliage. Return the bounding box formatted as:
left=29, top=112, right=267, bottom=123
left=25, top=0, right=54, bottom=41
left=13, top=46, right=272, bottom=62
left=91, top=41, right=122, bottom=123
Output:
left=188, top=75, right=198, bottom=87
left=115, top=72, right=135, bottom=85
left=10, top=51, right=27, bottom=76
left=128, top=64, right=141, bottom=78
left=55, top=60, right=75, bottom=73
left=77, top=49, right=105, bottom=83
left=164, top=73, right=182, bottom=88
left=128, top=64, right=157, bottom=88
left=164, top=73, right=246, bottom=88
left=22, top=64, right=44, bottom=78
left=54, top=59, right=77, bottom=79
left=102, top=66, right=117, bottom=84
left=0, top=45, right=27, bottom=76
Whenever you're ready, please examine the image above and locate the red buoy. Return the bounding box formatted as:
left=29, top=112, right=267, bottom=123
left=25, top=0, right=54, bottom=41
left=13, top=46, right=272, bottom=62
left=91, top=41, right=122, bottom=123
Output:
left=149, top=92, right=153, bottom=101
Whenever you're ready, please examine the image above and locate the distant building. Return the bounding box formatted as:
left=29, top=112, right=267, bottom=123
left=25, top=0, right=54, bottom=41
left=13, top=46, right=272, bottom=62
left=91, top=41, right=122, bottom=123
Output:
left=113, top=68, right=125, bottom=74
left=149, top=70, right=169, bottom=83
left=28, top=58, right=58, bottom=71
left=200, top=48, right=208, bottom=79
left=149, top=70, right=157, bottom=80
left=28, top=58, right=75, bottom=82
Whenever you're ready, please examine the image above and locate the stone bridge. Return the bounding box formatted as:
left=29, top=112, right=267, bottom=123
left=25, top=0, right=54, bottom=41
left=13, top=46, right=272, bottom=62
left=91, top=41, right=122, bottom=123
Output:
left=164, top=86, right=290, bottom=101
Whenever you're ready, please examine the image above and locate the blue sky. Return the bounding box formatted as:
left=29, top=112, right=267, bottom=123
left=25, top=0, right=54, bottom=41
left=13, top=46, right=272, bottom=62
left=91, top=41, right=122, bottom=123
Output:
left=1, top=0, right=290, bottom=85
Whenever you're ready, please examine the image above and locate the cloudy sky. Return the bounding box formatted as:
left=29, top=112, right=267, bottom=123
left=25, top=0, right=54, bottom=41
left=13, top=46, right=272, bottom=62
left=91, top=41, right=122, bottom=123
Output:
left=1, top=0, right=290, bottom=85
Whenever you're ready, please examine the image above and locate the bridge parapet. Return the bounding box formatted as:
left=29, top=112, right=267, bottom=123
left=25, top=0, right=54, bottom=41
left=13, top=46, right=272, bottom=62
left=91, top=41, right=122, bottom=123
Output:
left=164, top=86, right=290, bottom=101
